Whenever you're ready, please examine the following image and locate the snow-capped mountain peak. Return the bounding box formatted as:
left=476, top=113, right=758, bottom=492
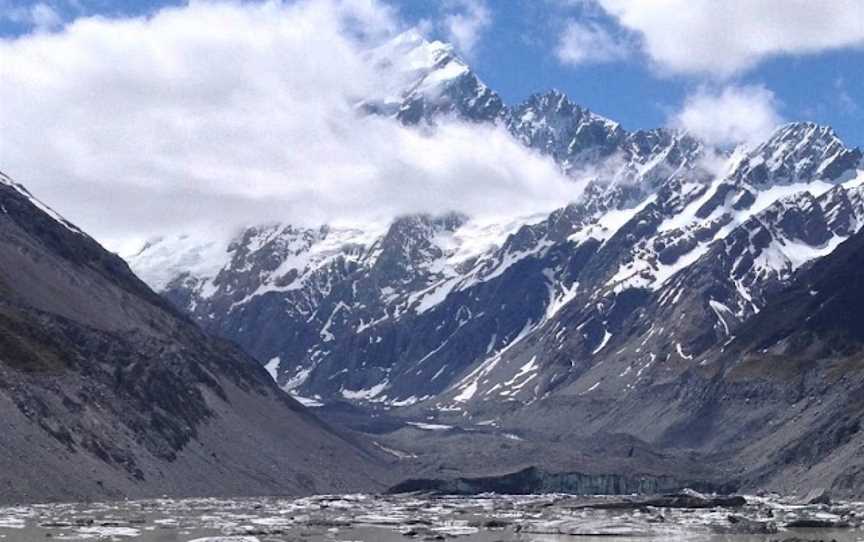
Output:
left=361, top=29, right=503, bottom=124
left=730, top=121, right=863, bottom=187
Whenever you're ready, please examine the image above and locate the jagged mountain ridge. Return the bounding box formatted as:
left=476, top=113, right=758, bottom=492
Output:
left=365, top=31, right=707, bottom=186
left=130, top=31, right=863, bottom=407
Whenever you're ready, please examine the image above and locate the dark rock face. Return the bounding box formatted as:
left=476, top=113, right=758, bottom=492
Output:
left=387, top=467, right=733, bottom=497
left=396, top=67, right=504, bottom=125
left=0, top=172, right=393, bottom=504
left=506, top=90, right=626, bottom=168
left=729, top=224, right=864, bottom=353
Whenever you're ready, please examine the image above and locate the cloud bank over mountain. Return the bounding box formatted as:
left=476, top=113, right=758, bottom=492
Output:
left=0, top=0, right=578, bottom=251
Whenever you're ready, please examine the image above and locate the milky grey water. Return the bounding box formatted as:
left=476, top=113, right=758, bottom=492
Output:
left=1, top=493, right=862, bottom=541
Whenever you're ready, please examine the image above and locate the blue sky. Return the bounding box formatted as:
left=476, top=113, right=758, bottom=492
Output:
left=2, top=0, right=862, bottom=146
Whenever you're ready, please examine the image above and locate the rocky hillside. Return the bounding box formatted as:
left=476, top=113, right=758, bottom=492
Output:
left=128, top=32, right=864, bottom=495
left=0, top=171, right=393, bottom=504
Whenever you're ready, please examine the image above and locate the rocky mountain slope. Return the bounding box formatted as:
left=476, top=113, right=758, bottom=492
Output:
left=715, top=225, right=864, bottom=494
left=128, top=32, right=864, bottom=495
left=0, top=171, right=394, bottom=504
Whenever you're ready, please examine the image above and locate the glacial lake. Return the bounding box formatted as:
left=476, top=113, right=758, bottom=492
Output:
left=0, top=493, right=862, bottom=541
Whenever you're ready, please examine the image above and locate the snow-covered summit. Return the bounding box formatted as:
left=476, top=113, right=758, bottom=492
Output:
left=731, top=122, right=863, bottom=187
left=361, top=29, right=503, bottom=124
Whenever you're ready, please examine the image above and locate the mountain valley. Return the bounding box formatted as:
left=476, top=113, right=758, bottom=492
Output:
left=124, top=32, right=864, bottom=496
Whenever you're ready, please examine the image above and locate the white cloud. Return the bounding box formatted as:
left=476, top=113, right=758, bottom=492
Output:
left=594, top=0, right=864, bottom=76
left=669, top=85, right=783, bottom=147
left=0, top=0, right=579, bottom=250
left=555, top=20, right=629, bottom=65
left=441, top=0, right=491, bottom=58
